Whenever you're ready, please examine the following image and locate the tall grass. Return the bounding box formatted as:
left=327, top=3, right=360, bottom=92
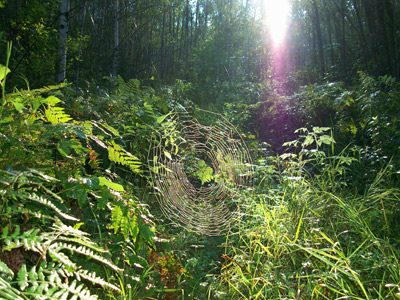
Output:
left=207, top=128, right=400, bottom=299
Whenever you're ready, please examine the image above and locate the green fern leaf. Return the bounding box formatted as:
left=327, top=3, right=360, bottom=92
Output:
left=0, top=277, right=23, bottom=300
left=0, top=260, right=13, bottom=277
left=48, top=247, right=77, bottom=273
left=120, top=214, right=129, bottom=240
left=3, top=227, right=44, bottom=253
left=45, top=106, right=72, bottom=124
left=75, top=269, right=121, bottom=292
left=51, top=222, right=90, bottom=238
left=24, top=192, right=79, bottom=221
left=107, top=141, right=141, bottom=173
left=17, top=264, right=28, bottom=291
left=111, top=205, right=123, bottom=234
left=56, top=236, right=107, bottom=253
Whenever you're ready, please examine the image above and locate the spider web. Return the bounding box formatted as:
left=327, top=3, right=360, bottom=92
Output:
left=148, top=108, right=254, bottom=235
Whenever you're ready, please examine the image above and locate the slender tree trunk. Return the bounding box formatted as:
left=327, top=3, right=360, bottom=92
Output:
left=194, top=0, right=200, bottom=47
left=75, top=0, right=87, bottom=94
left=204, top=0, right=209, bottom=38
left=352, top=0, right=373, bottom=71
left=57, top=0, right=68, bottom=83
left=326, top=10, right=334, bottom=66
left=312, top=0, right=325, bottom=75
left=112, top=0, right=119, bottom=81
left=184, top=0, right=189, bottom=59
left=340, top=0, right=347, bottom=78
left=393, top=0, right=399, bottom=77
left=160, top=10, right=166, bottom=78
left=375, top=0, right=392, bottom=75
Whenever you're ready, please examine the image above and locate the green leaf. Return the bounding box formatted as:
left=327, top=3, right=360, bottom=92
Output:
left=156, top=112, right=172, bottom=124
left=1, top=226, right=9, bottom=238
left=45, top=106, right=72, bottom=124
left=98, top=177, right=124, bottom=192
left=313, top=127, right=331, bottom=134
left=76, top=188, right=87, bottom=207
left=302, top=135, right=314, bottom=147
left=41, top=95, right=62, bottom=106
left=111, top=205, right=123, bottom=234
left=0, top=260, right=13, bottom=277
left=57, top=140, right=73, bottom=156
left=195, top=160, right=214, bottom=185
left=319, top=135, right=335, bottom=145
left=80, top=177, right=100, bottom=189
left=17, top=264, right=28, bottom=291
left=11, top=97, right=25, bottom=112
left=98, top=188, right=111, bottom=209
left=0, top=64, right=10, bottom=83
left=164, top=151, right=172, bottom=160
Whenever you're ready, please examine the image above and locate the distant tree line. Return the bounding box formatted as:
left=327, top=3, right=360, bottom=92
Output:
left=0, top=0, right=398, bottom=90
left=289, top=0, right=399, bottom=82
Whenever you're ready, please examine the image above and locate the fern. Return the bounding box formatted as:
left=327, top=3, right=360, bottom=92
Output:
left=115, top=76, right=141, bottom=95
left=110, top=204, right=139, bottom=241
left=111, top=205, right=123, bottom=234
left=108, top=140, right=141, bottom=173
left=45, top=105, right=73, bottom=124
left=0, top=260, right=14, bottom=278
left=0, top=277, right=23, bottom=300
left=23, top=192, right=79, bottom=221
left=0, top=220, right=122, bottom=298
left=2, top=226, right=44, bottom=253
left=74, top=269, right=120, bottom=291
left=11, top=263, right=100, bottom=300
left=49, top=242, right=122, bottom=273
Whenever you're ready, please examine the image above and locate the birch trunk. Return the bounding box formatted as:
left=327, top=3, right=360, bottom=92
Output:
left=57, top=0, right=68, bottom=83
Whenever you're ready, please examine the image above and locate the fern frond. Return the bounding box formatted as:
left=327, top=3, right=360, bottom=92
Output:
left=108, top=141, right=141, bottom=173
left=24, top=192, right=79, bottom=221
left=48, top=247, right=77, bottom=273
left=52, top=222, right=90, bottom=238
left=12, top=264, right=99, bottom=300
left=0, top=277, right=23, bottom=300
left=2, top=226, right=44, bottom=253
left=52, top=242, right=122, bottom=272
left=45, top=106, right=73, bottom=124
left=17, top=264, right=28, bottom=291
left=56, top=236, right=106, bottom=253
left=75, top=269, right=121, bottom=292
left=111, top=205, right=123, bottom=234
left=42, top=123, right=90, bottom=140
left=0, top=260, right=14, bottom=278
left=116, top=76, right=140, bottom=95
left=8, top=83, right=69, bottom=98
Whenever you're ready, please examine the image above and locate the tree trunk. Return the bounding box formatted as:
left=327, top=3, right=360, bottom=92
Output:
left=160, top=10, right=166, bottom=78
left=75, top=0, right=87, bottom=94
left=57, top=0, right=68, bottom=83
left=312, top=0, right=325, bottom=75
left=112, top=0, right=119, bottom=81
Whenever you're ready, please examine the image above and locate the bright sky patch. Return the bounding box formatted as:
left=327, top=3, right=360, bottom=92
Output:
left=263, top=0, right=291, bottom=46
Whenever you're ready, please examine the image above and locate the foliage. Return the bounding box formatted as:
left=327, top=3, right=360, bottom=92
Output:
left=1, top=0, right=400, bottom=297
left=0, top=66, right=169, bottom=299
left=209, top=127, right=400, bottom=299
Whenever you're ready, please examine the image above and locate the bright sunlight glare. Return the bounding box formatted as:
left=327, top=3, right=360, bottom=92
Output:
left=263, top=0, right=291, bottom=46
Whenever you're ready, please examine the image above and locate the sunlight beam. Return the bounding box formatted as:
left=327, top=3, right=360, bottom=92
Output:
left=263, top=0, right=291, bottom=46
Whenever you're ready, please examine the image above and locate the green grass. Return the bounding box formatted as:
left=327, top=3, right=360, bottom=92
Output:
left=198, top=135, right=400, bottom=300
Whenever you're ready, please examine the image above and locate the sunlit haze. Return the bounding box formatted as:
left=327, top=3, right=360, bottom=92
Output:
left=263, top=0, right=291, bottom=46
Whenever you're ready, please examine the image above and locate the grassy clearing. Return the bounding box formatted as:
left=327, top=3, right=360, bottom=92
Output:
left=197, top=128, right=400, bottom=299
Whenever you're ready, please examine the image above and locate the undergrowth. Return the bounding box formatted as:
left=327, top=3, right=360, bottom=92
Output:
left=209, top=127, right=400, bottom=299
left=1, top=45, right=400, bottom=300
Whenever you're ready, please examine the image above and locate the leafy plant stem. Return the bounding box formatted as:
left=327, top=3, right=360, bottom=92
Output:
left=2, top=41, right=12, bottom=106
